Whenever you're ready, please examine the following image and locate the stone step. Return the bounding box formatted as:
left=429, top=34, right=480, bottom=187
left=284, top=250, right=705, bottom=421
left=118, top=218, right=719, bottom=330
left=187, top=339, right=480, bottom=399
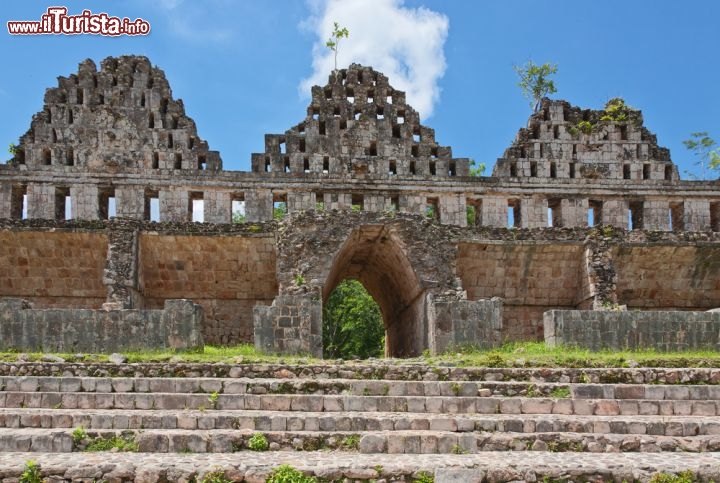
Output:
left=2, top=427, right=720, bottom=454
left=3, top=408, right=719, bottom=436
left=1, top=451, right=719, bottom=482
left=2, top=391, right=720, bottom=415
left=3, top=362, right=719, bottom=385
left=4, top=375, right=719, bottom=399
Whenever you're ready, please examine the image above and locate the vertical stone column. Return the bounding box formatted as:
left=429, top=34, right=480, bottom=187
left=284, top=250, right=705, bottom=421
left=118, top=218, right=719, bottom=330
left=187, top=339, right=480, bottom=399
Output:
left=581, top=232, right=619, bottom=309
left=399, top=194, right=425, bottom=215
left=364, top=194, right=386, bottom=212
left=115, top=187, right=145, bottom=219
left=70, top=185, right=98, bottom=220
left=560, top=198, right=589, bottom=227
left=287, top=191, right=316, bottom=213
left=159, top=189, right=189, bottom=222
left=204, top=190, right=231, bottom=223
left=481, top=196, right=508, bottom=228
left=602, top=200, right=629, bottom=229
left=245, top=189, right=273, bottom=222
left=643, top=200, right=670, bottom=231
left=521, top=196, right=548, bottom=228
left=104, top=221, right=143, bottom=309
left=439, top=195, right=467, bottom=227
left=0, top=182, right=11, bottom=218
left=27, top=183, right=55, bottom=219
left=254, top=294, right=322, bottom=357
left=684, top=200, right=711, bottom=231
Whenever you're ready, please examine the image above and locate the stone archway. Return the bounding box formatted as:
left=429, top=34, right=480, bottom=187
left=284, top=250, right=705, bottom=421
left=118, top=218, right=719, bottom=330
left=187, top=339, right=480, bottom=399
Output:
left=254, top=211, right=503, bottom=357
left=322, top=224, right=425, bottom=357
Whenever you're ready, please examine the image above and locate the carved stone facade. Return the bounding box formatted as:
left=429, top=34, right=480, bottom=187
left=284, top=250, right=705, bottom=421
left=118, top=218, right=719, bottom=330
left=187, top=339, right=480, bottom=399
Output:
left=1, top=56, right=719, bottom=356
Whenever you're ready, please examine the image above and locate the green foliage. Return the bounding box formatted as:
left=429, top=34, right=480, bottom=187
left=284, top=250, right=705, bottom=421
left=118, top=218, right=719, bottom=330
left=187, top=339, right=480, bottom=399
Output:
left=84, top=434, right=138, bottom=452
left=684, top=131, right=719, bottom=179
left=8, top=143, right=18, bottom=156
left=514, top=60, right=558, bottom=112
left=19, top=460, right=43, bottom=483
left=294, top=274, right=305, bottom=286
left=413, top=471, right=435, bottom=483
left=208, top=391, right=219, bottom=409
left=341, top=434, right=360, bottom=450
left=232, top=211, right=246, bottom=224
left=468, top=159, right=486, bottom=176
left=577, top=120, right=594, bottom=134
left=549, top=386, right=570, bottom=398
left=248, top=432, right=269, bottom=451
left=648, top=470, right=697, bottom=483
left=600, top=97, right=633, bottom=122
left=267, top=465, right=317, bottom=483
left=325, top=22, right=350, bottom=71
left=466, top=206, right=477, bottom=226
left=201, top=469, right=232, bottom=483
left=323, top=279, right=384, bottom=359
left=273, top=202, right=287, bottom=220
left=72, top=426, right=87, bottom=445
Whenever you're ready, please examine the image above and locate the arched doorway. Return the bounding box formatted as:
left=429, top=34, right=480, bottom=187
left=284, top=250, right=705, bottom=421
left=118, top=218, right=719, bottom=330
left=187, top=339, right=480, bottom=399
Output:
left=322, top=224, right=426, bottom=357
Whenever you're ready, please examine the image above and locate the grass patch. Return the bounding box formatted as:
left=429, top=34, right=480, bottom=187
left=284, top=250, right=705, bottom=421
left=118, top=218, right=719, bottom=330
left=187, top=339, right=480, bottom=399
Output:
left=2, top=341, right=720, bottom=368
left=82, top=433, right=138, bottom=452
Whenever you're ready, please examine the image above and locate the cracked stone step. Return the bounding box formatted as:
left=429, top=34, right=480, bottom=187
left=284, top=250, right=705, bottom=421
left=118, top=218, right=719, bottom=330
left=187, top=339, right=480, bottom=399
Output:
left=2, top=391, right=719, bottom=415
left=4, top=375, right=718, bottom=399
left=2, top=427, right=720, bottom=454
left=1, top=451, right=720, bottom=482
left=2, top=363, right=720, bottom=385
left=2, top=408, right=720, bottom=436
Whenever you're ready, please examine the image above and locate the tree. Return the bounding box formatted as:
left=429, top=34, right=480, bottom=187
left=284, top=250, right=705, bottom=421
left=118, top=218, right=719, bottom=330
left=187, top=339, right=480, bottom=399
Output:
left=323, top=279, right=384, bottom=359
left=469, top=159, right=486, bottom=176
left=232, top=211, right=245, bottom=224
left=514, top=60, right=558, bottom=112
left=325, top=22, right=349, bottom=71
left=683, top=132, right=719, bottom=179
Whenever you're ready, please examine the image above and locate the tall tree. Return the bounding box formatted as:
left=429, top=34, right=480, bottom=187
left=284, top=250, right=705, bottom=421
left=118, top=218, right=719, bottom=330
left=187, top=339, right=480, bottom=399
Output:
left=323, top=279, right=384, bottom=359
left=514, top=60, right=558, bottom=112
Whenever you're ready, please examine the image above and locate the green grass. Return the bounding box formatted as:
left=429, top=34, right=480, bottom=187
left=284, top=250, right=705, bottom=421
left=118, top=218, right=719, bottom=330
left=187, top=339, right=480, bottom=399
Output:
left=2, top=341, right=720, bottom=368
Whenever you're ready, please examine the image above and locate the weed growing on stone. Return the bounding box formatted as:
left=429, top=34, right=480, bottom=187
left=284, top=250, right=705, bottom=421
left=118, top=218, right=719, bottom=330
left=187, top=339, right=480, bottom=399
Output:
left=247, top=432, right=269, bottom=451
left=267, top=464, right=317, bottom=483
left=208, top=391, right=219, bottom=409
left=84, top=434, right=138, bottom=452
left=341, top=434, right=360, bottom=450
left=413, top=471, right=435, bottom=483
left=549, top=387, right=571, bottom=398
left=450, top=382, right=461, bottom=396
left=71, top=426, right=87, bottom=447
left=649, top=471, right=697, bottom=483
left=200, top=468, right=231, bottom=483
left=450, top=443, right=468, bottom=455
left=19, top=460, right=43, bottom=483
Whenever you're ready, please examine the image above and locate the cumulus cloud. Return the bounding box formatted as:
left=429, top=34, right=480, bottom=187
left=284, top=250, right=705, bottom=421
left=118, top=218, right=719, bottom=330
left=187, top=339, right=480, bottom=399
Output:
left=299, top=0, right=449, bottom=119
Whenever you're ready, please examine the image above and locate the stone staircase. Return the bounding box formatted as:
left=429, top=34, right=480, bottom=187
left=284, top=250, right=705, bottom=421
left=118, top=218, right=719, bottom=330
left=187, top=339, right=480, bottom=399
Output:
left=0, top=362, right=719, bottom=482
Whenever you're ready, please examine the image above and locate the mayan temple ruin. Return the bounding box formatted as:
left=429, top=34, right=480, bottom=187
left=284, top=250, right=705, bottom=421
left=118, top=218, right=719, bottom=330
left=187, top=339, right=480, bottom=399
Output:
left=1, top=55, right=720, bottom=481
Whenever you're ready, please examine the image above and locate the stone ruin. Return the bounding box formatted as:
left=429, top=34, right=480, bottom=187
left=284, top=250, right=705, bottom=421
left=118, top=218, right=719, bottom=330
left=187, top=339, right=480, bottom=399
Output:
left=1, top=55, right=719, bottom=356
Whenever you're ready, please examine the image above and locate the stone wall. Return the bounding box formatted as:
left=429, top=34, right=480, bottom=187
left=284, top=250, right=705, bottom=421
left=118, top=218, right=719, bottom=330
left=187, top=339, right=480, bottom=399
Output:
left=253, top=294, right=322, bottom=357
left=544, top=309, right=720, bottom=351
left=138, top=234, right=277, bottom=344
left=0, top=230, right=107, bottom=308
left=428, top=295, right=503, bottom=353
left=0, top=298, right=203, bottom=352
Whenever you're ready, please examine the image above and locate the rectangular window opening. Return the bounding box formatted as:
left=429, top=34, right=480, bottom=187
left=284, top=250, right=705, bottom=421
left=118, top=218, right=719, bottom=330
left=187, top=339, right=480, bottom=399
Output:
left=431, top=146, right=438, bottom=159
left=509, top=161, right=518, bottom=177
left=711, top=202, right=720, bottom=232
left=76, top=88, right=84, bottom=105
left=303, top=157, right=310, bottom=173
left=553, top=125, right=560, bottom=139
left=389, top=160, right=397, bottom=175
left=620, top=125, right=628, bottom=141
left=144, top=190, right=159, bottom=221
left=386, top=95, right=393, bottom=104
left=231, top=195, right=246, bottom=224
left=629, top=201, right=644, bottom=230
left=55, top=187, right=70, bottom=220
left=367, top=90, right=374, bottom=103
left=411, top=145, right=419, bottom=157
left=369, top=141, right=377, bottom=156
left=168, top=133, right=174, bottom=149
left=152, top=152, right=160, bottom=169
left=66, top=148, right=74, bottom=166
left=43, top=148, right=52, bottom=165
left=530, top=161, right=538, bottom=177
left=351, top=193, right=364, bottom=212
left=339, top=119, right=347, bottom=130
left=664, top=164, right=673, bottom=181
left=198, top=154, right=207, bottom=170
left=569, top=162, right=576, bottom=179
left=508, top=199, right=521, bottom=228
left=397, top=111, right=405, bottom=124
left=98, top=187, right=116, bottom=220
left=273, top=193, right=287, bottom=219
left=623, top=164, right=631, bottom=179
left=376, top=106, right=384, bottom=120
left=429, top=161, right=437, bottom=175
left=319, top=121, right=326, bottom=135
left=466, top=199, right=482, bottom=226
left=265, top=156, right=271, bottom=173
left=448, top=161, right=456, bottom=176
left=283, top=156, right=290, bottom=173
left=279, top=140, right=286, bottom=154
left=174, top=153, right=182, bottom=170
left=669, top=202, right=685, bottom=231
left=392, top=125, right=401, bottom=138
left=547, top=199, right=562, bottom=227
left=390, top=196, right=399, bottom=212
left=189, top=192, right=204, bottom=222
left=409, top=161, right=416, bottom=175
left=642, top=163, right=651, bottom=180
left=426, top=198, right=439, bottom=221
left=323, top=156, right=330, bottom=173
left=550, top=162, right=557, bottom=178
left=589, top=200, right=603, bottom=226
left=10, top=184, right=27, bottom=220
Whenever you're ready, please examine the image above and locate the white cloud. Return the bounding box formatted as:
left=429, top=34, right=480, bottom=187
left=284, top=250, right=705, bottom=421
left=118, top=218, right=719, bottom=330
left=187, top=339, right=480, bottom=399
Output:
left=300, top=0, right=449, bottom=119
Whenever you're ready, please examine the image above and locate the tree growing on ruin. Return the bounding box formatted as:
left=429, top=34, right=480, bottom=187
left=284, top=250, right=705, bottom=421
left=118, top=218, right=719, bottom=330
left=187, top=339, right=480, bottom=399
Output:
left=326, top=22, right=350, bottom=71
left=683, top=132, right=719, bottom=179
left=514, top=60, right=558, bottom=112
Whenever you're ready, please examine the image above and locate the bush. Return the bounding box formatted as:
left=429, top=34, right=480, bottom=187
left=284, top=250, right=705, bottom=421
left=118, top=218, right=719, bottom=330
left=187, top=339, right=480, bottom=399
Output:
left=247, top=433, right=269, bottom=451
left=266, top=464, right=317, bottom=483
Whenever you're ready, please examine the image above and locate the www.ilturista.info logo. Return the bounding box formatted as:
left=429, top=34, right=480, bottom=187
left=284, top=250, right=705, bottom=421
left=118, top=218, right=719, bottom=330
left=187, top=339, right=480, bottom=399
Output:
left=7, top=7, right=150, bottom=36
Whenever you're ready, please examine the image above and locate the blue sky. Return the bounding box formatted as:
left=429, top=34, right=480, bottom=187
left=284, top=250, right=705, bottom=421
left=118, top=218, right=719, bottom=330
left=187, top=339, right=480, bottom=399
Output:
left=2, top=0, right=718, bottom=178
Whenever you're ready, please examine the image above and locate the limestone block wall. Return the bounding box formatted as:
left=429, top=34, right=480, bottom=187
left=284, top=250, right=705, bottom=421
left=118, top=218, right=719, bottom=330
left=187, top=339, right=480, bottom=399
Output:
left=0, top=298, right=203, bottom=352
left=253, top=294, right=322, bottom=357
left=428, top=295, right=503, bottom=353
left=544, top=309, right=720, bottom=351
left=138, top=234, right=278, bottom=344
left=613, top=245, right=720, bottom=310
left=0, top=230, right=107, bottom=308
left=456, top=242, right=587, bottom=341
